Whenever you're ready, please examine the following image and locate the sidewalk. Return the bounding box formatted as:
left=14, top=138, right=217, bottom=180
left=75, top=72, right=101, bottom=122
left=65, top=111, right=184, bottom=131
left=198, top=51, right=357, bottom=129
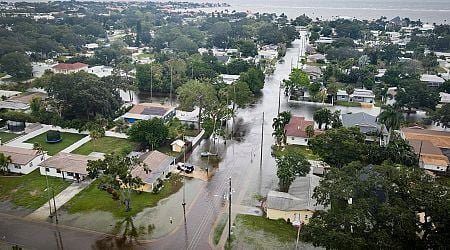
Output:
left=61, top=136, right=91, bottom=153
left=5, top=126, right=51, bottom=149
left=26, top=180, right=92, bottom=221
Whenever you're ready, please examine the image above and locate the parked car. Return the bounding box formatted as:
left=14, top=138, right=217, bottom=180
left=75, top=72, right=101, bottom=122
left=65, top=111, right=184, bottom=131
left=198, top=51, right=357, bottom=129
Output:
left=177, top=162, right=194, bottom=173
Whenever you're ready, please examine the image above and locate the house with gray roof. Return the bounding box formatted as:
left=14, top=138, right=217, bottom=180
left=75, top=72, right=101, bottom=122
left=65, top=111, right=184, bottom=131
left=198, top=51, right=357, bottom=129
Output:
left=0, top=145, right=48, bottom=174
left=342, top=112, right=388, bottom=145
left=131, top=150, right=175, bottom=192
left=266, top=175, right=324, bottom=226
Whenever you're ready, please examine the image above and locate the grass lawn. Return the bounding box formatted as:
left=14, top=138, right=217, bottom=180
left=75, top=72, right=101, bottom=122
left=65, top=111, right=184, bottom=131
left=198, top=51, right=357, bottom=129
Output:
left=156, top=144, right=180, bottom=157
left=335, top=101, right=361, bottom=107
left=213, top=213, right=228, bottom=245
left=72, top=137, right=138, bottom=156
left=228, top=214, right=298, bottom=249
left=0, top=72, right=6, bottom=78
left=25, top=131, right=86, bottom=155
left=63, top=174, right=183, bottom=218
left=184, top=129, right=200, bottom=137
left=0, top=132, right=21, bottom=143
left=272, top=144, right=321, bottom=161
left=0, top=169, right=71, bottom=209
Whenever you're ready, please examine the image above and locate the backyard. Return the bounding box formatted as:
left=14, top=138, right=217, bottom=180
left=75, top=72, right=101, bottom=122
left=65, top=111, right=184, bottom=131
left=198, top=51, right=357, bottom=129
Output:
left=72, top=137, right=138, bottom=156
left=272, top=145, right=321, bottom=161
left=63, top=174, right=183, bottom=218
left=0, top=169, right=71, bottom=209
left=0, top=131, right=21, bottom=143
left=25, top=131, right=86, bottom=155
left=228, top=214, right=299, bottom=249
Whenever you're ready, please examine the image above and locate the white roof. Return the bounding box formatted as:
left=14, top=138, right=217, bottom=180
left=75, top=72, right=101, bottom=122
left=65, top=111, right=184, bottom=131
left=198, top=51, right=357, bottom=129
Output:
left=420, top=74, right=445, bottom=83
left=171, top=139, right=185, bottom=147
left=176, top=108, right=199, bottom=122
left=0, top=90, right=21, bottom=98
left=440, top=92, right=450, bottom=103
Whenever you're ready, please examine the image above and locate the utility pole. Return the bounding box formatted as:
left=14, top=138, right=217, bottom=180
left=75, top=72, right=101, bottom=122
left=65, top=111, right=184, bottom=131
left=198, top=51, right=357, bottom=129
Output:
left=277, top=83, right=281, bottom=115
left=44, top=169, right=52, bottom=217
left=228, top=177, right=232, bottom=245
left=197, top=95, right=203, bottom=132
left=418, top=140, right=423, bottom=166
left=150, top=63, right=153, bottom=102
left=170, top=66, right=173, bottom=106
left=52, top=189, right=58, bottom=223
left=260, top=112, right=264, bottom=170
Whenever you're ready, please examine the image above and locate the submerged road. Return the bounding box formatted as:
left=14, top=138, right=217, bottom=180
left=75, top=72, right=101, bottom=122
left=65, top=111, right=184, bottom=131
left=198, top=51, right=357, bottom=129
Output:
left=0, top=36, right=307, bottom=250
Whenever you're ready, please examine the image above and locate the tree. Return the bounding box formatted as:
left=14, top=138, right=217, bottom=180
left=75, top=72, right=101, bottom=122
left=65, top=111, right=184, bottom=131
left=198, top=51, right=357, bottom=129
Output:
left=87, top=154, right=147, bottom=212
left=378, top=105, right=404, bottom=143
left=0, top=52, right=32, bottom=79
left=240, top=67, right=265, bottom=94
left=0, top=152, right=12, bottom=174
left=306, top=125, right=315, bottom=138
left=45, top=72, right=121, bottom=120
left=326, top=82, right=339, bottom=105
left=127, top=118, right=168, bottom=150
left=237, top=40, right=257, bottom=57
left=396, top=81, right=440, bottom=112
left=135, top=63, right=164, bottom=92
left=308, top=127, right=365, bottom=168
left=432, top=103, right=450, bottom=128
left=345, top=85, right=355, bottom=96
left=29, top=96, right=44, bottom=115
left=275, top=151, right=311, bottom=192
left=283, top=68, right=310, bottom=95
left=171, top=35, right=198, bottom=54
left=313, top=108, right=332, bottom=130
left=272, top=111, right=291, bottom=147
left=300, top=162, right=450, bottom=249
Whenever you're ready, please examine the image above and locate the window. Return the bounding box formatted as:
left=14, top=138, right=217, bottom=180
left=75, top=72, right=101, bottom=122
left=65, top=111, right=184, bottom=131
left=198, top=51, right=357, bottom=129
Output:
left=67, top=172, right=74, bottom=177
left=45, top=167, right=50, bottom=172
left=305, top=214, right=308, bottom=219
left=56, top=169, right=61, bottom=174
left=14, top=164, right=21, bottom=169
left=29, top=162, right=33, bottom=167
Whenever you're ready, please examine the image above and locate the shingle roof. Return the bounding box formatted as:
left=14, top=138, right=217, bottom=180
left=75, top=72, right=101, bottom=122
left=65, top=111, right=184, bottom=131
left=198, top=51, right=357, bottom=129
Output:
left=402, top=128, right=450, bottom=148
left=267, top=176, right=324, bottom=211
left=132, top=150, right=175, bottom=185
left=342, top=112, right=387, bottom=134
left=52, top=63, right=88, bottom=71
left=39, top=153, right=100, bottom=175
left=0, top=146, right=39, bottom=165
left=284, top=116, right=314, bottom=138
left=128, top=102, right=174, bottom=116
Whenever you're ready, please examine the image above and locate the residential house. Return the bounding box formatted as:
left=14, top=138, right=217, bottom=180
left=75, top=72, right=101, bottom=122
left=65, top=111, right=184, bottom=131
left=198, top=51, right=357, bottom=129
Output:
left=132, top=150, right=175, bottom=192
left=306, top=53, right=326, bottom=63
left=336, top=89, right=375, bottom=104
left=420, top=74, right=445, bottom=88
left=51, top=63, right=88, bottom=74
left=87, top=66, right=113, bottom=78
left=121, top=102, right=176, bottom=123
left=284, top=116, right=315, bottom=146
left=218, top=74, right=240, bottom=85
left=401, top=128, right=450, bottom=173
left=302, top=65, right=322, bottom=81
left=0, top=146, right=47, bottom=174
left=39, top=153, right=100, bottom=181
left=342, top=112, right=389, bottom=145
left=439, top=92, right=450, bottom=107
left=266, top=175, right=324, bottom=225
left=175, top=108, right=199, bottom=130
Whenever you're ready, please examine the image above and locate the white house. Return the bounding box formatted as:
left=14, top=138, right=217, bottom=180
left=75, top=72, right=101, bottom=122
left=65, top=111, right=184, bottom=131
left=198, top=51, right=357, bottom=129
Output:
left=87, top=66, right=113, bottom=78
left=420, top=74, right=445, bottom=88
left=51, top=63, right=88, bottom=74
left=39, top=153, right=100, bottom=181
left=176, top=108, right=199, bottom=130
left=218, top=74, right=240, bottom=85
left=284, top=116, right=315, bottom=146
left=0, top=146, right=48, bottom=174
left=121, top=102, right=176, bottom=124
left=337, top=89, right=375, bottom=103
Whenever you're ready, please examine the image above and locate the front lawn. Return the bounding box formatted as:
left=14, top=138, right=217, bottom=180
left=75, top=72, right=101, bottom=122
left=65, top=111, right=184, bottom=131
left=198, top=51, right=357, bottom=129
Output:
left=335, top=101, right=361, bottom=107
left=0, top=169, right=71, bottom=209
left=213, top=214, right=228, bottom=245
left=156, top=144, right=181, bottom=157
left=72, top=137, right=138, bottom=156
left=272, top=145, right=321, bottom=161
left=63, top=174, right=183, bottom=218
left=0, top=131, right=21, bottom=143
left=25, top=131, right=86, bottom=155
left=228, top=214, right=298, bottom=249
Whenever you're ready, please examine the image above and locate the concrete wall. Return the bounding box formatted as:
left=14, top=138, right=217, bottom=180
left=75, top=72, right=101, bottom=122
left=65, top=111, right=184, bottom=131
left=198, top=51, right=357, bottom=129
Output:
left=7, top=154, right=48, bottom=175
left=266, top=208, right=314, bottom=225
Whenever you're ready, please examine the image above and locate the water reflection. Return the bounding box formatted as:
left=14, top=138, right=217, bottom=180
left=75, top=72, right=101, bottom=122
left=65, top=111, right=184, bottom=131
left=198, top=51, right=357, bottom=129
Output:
left=93, top=216, right=147, bottom=250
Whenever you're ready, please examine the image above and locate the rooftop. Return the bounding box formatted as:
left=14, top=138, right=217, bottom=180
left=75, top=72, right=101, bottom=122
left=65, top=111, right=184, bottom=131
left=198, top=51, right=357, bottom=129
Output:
left=0, top=145, right=39, bottom=165
left=420, top=74, right=445, bottom=83
left=127, top=102, right=175, bottom=117
left=133, top=150, right=175, bottom=185
left=39, top=153, right=100, bottom=175
left=402, top=128, right=450, bottom=149
left=52, top=63, right=88, bottom=71
left=342, top=112, right=387, bottom=134
left=284, top=116, right=314, bottom=138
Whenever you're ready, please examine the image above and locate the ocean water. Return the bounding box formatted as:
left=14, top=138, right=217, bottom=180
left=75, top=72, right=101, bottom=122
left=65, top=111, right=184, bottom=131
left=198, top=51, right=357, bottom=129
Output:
left=163, top=0, right=450, bottom=24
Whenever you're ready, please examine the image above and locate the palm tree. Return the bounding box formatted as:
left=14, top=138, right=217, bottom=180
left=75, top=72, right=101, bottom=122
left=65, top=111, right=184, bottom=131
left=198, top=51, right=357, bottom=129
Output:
left=272, top=129, right=286, bottom=148
left=279, top=111, right=292, bottom=126
left=0, top=152, right=12, bottom=174
left=346, top=85, right=355, bottom=96
left=326, top=83, right=338, bottom=106
left=378, top=105, right=404, bottom=144
left=272, top=117, right=284, bottom=131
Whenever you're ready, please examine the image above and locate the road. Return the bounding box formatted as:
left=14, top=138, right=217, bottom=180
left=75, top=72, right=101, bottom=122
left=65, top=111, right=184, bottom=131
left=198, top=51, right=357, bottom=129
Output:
left=0, top=37, right=308, bottom=250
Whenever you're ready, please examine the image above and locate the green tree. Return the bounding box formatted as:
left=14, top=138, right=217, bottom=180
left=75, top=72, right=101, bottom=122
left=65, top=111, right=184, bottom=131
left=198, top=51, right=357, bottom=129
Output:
left=240, top=67, right=265, bottom=94
left=87, top=154, right=147, bottom=212
left=396, top=81, right=440, bottom=111
left=378, top=105, right=404, bottom=143
left=0, top=52, right=32, bottom=79
left=275, top=151, right=311, bottom=192
left=283, top=68, right=310, bottom=94
left=171, top=35, right=198, bottom=54
left=308, top=127, right=365, bottom=168
left=301, top=162, right=450, bottom=249
left=432, top=103, right=450, bottom=128
left=0, top=152, right=12, bottom=174
left=128, top=118, right=168, bottom=150
left=237, top=40, right=258, bottom=57
left=313, top=108, right=332, bottom=130
left=306, top=125, right=315, bottom=138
